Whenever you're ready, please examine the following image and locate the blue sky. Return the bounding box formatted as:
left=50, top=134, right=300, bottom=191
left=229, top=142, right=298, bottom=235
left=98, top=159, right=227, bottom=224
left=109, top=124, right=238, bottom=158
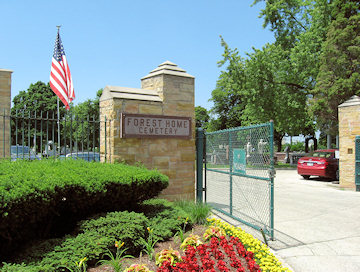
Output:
left=1, top=0, right=274, bottom=111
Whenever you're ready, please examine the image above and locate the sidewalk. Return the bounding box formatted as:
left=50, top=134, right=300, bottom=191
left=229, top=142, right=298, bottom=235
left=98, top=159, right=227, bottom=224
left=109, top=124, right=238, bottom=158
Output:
left=211, top=170, right=360, bottom=272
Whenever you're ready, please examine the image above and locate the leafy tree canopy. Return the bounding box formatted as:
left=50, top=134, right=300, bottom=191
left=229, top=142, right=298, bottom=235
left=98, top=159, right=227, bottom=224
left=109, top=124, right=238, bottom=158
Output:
left=209, top=37, right=246, bottom=130
left=11, top=81, right=102, bottom=151
left=11, top=81, right=66, bottom=117
left=195, top=106, right=210, bottom=129
left=310, top=0, right=360, bottom=135
left=210, top=37, right=315, bottom=151
left=210, top=0, right=358, bottom=150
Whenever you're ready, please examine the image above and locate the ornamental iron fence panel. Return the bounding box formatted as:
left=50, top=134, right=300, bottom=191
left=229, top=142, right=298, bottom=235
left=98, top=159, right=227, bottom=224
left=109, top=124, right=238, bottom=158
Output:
left=0, top=109, right=109, bottom=161
left=200, top=122, right=275, bottom=239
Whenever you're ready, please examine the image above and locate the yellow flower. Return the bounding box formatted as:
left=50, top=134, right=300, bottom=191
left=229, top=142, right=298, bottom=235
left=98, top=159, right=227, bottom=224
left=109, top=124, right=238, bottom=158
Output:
left=147, top=227, right=153, bottom=233
left=115, top=241, right=124, bottom=248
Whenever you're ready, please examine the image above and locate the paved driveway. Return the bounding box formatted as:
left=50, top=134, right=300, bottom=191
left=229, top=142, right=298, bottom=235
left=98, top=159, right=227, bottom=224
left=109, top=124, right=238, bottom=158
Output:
left=212, top=169, right=360, bottom=272
left=272, top=169, right=360, bottom=272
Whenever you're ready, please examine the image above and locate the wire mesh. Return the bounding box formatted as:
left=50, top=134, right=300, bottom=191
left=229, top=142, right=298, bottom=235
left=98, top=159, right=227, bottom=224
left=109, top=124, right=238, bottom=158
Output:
left=205, top=123, right=274, bottom=237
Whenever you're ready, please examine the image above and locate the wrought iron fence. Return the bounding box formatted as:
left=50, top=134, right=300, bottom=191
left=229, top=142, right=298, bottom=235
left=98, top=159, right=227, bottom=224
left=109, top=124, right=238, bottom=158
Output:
left=204, top=122, right=275, bottom=239
left=0, top=109, right=108, bottom=161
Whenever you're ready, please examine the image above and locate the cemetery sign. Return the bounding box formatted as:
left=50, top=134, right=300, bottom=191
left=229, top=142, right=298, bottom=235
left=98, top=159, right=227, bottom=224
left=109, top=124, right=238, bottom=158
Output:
left=121, top=113, right=192, bottom=139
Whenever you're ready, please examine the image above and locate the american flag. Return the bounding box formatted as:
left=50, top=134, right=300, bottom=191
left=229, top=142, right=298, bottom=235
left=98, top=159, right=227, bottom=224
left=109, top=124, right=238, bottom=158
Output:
left=50, top=30, right=75, bottom=110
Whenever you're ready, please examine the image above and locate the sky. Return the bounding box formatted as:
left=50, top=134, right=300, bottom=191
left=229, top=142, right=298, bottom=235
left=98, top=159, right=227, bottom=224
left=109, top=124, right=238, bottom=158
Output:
left=1, top=0, right=274, bottom=111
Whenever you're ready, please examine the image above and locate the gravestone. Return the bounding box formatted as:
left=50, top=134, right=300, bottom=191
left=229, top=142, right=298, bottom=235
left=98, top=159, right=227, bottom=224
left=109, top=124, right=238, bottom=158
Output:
left=99, top=61, right=195, bottom=200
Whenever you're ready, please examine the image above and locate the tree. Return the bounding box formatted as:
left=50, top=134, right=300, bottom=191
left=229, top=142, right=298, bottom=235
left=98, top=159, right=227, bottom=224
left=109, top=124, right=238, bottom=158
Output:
left=310, top=0, right=360, bottom=136
left=11, top=82, right=102, bottom=153
left=10, top=81, right=67, bottom=149
left=11, top=81, right=66, bottom=116
left=253, top=0, right=333, bottom=92
left=241, top=43, right=314, bottom=151
left=253, top=0, right=312, bottom=49
left=195, top=106, right=210, bottom=129
left=210, top=1, right=342, bottom=150
left=210, top=38, right=314, bottom=151
left=253, top=0, right=355, bottom=139
left=62, top=89, right=102, bottom=151
left=209, top=37, right=247, bottom=130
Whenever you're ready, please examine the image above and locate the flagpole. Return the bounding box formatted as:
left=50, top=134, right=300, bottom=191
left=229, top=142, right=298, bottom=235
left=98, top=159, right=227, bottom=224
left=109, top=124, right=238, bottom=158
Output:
left=56, top=25, right=61, bottom=156
left=57, top=96, right=61, bottom=156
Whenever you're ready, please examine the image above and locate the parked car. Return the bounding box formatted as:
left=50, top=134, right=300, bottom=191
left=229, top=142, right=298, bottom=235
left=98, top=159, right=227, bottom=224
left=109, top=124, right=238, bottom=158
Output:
left=65, top=152, right=100, bottom=162
left=11, top=145, right=40, bottom=161
left=297, top=149, right=339, bottom=180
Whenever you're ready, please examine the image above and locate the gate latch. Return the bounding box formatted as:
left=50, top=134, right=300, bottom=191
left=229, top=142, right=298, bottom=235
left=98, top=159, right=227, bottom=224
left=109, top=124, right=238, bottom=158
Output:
left=268, top=168, right=276, bottom=179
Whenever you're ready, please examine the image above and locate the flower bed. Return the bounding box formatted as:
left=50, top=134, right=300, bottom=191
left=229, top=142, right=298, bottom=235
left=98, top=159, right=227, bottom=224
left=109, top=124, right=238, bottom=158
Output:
left=207, top=219, right=291, bottom=272
left=157, top=236, right=260, bottom=272
left=119, top=219, right=291, bottom=272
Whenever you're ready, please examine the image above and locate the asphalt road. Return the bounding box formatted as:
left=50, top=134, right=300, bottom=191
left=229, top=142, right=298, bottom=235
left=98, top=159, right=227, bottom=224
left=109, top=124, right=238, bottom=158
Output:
left=211, top=169, right=360, bottom=272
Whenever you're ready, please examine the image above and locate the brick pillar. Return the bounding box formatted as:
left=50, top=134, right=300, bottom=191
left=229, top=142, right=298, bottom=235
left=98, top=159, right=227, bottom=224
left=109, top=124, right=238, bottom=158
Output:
left=0, top=69, right=12, bottom=157
left=141, top=61, right=195, bottom=200
left=338, top=96, right=360, bottom=189
left=100, top=61, right=195, bottom=201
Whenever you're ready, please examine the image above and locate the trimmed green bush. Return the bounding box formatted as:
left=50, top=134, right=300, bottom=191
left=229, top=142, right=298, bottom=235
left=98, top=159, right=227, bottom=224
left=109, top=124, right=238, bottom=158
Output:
left=77, top=211, right=148, bottom=255
left=0, top=159, right=168, bottom=258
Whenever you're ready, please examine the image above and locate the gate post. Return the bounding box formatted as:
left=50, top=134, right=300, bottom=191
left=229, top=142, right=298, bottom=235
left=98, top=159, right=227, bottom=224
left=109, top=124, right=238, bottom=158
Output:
left=269, top=120, right=275, bottom=240
left=355, top=136, right=360, bottom=191
left=229, top=131, right=233, bottom=215
left=196, top=128, right=204, bottom=202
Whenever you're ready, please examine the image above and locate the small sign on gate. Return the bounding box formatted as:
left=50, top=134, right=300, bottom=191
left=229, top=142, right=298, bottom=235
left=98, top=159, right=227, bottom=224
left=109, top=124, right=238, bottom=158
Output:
left=233, top=148, right=246, bottom=174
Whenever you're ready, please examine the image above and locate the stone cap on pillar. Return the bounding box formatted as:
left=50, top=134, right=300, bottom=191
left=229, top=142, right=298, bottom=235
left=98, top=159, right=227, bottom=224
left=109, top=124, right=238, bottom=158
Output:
left=0, top=69, right=13, bottom=73
left=141, top=61, right=194, bottom=80
left=100, top=86, right=162, bottom=102
left=338, top=95, right=360, bottom=108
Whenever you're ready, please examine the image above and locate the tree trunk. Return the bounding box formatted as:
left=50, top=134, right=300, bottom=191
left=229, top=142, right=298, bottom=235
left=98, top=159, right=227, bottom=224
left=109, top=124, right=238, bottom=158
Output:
left=274, top=133, right=284, bottom=152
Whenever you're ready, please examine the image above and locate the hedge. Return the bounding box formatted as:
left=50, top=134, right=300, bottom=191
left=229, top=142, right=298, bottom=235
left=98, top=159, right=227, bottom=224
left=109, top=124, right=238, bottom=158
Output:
left=0, top=159, right=168, bottom=258
left=1, top=199, right=189, bottom=272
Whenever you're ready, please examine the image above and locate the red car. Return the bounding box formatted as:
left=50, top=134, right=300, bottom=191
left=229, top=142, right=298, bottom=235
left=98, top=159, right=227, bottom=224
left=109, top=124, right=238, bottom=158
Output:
left=297, top=149, right=339, bottom=180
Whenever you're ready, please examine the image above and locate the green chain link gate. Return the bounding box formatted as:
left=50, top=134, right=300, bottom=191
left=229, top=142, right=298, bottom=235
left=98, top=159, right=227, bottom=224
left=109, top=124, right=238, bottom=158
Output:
left=196, top=122, right=275, bottom=239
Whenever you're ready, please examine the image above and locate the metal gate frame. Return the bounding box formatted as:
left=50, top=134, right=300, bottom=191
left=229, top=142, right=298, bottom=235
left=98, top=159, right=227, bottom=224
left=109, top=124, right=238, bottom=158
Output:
left=355, top=136, right=360, bottom=191
left=196, top=122, right=275, bottom=239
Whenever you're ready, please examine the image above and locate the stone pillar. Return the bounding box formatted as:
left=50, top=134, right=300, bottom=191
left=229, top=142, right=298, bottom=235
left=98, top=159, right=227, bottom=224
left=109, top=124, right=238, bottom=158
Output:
left=99, top=61, right=195, bottom=201
left=0, top=69, right=12, bottom=157
left=141, top=61, right=195, bottom=200
left=338, top=96, right=360, bottom=189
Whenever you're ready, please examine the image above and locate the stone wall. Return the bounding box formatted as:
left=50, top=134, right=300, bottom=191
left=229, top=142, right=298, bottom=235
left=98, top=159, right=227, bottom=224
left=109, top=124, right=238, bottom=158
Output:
left=338, top=96, right=360, bottom=189
left=99, top=62, right=195, bottom=200
left=0, top=69, right=12, bottom=157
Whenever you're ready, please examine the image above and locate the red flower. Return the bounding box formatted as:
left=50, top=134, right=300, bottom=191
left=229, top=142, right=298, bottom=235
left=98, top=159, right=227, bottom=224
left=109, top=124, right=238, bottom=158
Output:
left=156, top=235, right=260, bottom=272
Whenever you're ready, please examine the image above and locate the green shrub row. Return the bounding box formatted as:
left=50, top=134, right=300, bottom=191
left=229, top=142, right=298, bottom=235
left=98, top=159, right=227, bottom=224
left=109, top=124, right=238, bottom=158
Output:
left=1, top=199, right=189, bottom=272
left=0, top=159, right=169, bottom=257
